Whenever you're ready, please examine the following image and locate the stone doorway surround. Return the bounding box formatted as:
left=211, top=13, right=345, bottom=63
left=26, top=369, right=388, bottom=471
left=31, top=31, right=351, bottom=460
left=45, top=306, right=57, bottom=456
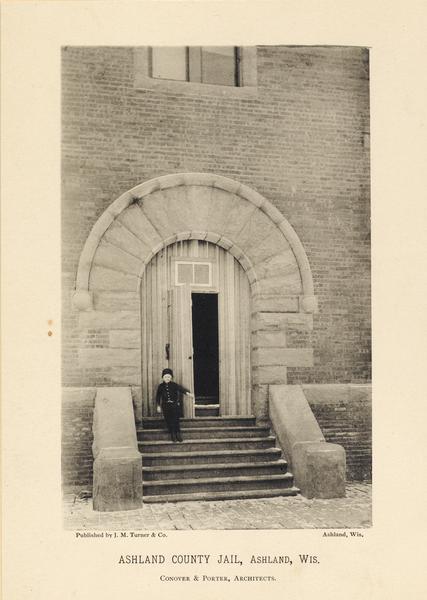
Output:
left=72, top=173, right=318, bottom=420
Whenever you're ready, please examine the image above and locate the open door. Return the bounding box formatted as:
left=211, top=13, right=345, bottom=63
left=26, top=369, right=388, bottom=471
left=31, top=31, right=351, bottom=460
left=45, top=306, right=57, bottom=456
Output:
left=168, top=284, right=195, bottom=417
left=192, top=292, right=219, bottom=407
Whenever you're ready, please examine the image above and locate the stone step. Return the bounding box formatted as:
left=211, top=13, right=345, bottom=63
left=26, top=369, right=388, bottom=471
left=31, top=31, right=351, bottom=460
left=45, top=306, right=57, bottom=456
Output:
left=141, top=447, right=283, bottom=467
left=195, top=396, right=218, bottom=406
left=142, top=487, right=300, bottom=504
left=139, top=436, right=276, bottom=454
left=143, top=473, right=295, bottom=496
left=195, top=405, right=220, bottom=417
left=141, top=416, right=256, bottom=430
left=142, top=459, right=288, bottom=481
left=138, top=426, right=270, bottom=441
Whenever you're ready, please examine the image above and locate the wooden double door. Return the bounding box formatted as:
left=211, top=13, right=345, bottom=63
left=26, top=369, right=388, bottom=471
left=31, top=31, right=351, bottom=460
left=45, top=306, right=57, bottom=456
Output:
left=141, top=239, right=251, bottom=416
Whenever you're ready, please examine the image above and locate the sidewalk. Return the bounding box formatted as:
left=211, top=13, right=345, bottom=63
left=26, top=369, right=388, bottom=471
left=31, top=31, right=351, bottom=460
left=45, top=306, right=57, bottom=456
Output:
left=63, top=483, right=371, bottom=530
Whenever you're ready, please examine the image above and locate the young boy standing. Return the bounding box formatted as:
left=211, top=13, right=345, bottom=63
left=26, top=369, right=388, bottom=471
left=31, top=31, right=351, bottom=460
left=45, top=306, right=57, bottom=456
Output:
left=156, top=368, right=194, bottom=442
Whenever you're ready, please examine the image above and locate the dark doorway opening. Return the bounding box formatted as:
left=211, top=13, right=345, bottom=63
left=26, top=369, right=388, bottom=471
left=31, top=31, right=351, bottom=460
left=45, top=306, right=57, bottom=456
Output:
left=191, top=293, right=219, bottom=405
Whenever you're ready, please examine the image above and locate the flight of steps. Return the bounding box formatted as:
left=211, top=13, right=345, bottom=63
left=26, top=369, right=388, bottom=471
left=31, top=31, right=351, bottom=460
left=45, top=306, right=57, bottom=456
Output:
left=137, top=416, right=299, bottom=503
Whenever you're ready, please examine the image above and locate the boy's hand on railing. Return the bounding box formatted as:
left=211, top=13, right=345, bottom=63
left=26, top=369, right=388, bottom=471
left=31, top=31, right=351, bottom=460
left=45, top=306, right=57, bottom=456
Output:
left=156, top=405, right=161, bottom=414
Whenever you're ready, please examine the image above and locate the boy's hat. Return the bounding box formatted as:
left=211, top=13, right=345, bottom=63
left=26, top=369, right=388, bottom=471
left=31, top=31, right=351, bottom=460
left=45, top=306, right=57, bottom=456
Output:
left=162, top=368, right=173, bottom=377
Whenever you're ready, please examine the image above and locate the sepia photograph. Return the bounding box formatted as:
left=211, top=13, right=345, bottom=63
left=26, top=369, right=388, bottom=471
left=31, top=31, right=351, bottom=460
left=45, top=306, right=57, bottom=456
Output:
left=61, top=45, right=372, bottom=529
left=3, top=1, right=426, bottom=599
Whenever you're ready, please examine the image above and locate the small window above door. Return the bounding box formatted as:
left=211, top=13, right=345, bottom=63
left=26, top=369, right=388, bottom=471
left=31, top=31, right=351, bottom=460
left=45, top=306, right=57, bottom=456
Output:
left=134, top=47, right=258, bottom=98
left=151, top=47, right=240, bottom=87
left=175, top=260, right=212, bottom=287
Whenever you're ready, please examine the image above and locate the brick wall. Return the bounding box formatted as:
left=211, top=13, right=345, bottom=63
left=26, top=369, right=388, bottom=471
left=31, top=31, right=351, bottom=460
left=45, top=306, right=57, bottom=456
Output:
left=304, top=384, right=372, bottom=481
left=62, top=45, right=371, bottom=388
left=62, top=389, right=96, bottom=487
left=62, top=387, right=143, bottom=488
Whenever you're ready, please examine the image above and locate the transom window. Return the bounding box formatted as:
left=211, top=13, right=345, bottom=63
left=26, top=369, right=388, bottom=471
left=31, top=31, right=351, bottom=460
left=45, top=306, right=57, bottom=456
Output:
left=175, top=261, right=212, bottom=286
left=151, top=47, right=241, bottom=87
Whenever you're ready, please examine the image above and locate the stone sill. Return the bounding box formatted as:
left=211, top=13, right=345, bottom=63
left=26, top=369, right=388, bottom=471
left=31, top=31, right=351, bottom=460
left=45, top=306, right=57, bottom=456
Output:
left=134, top=75, right=258, bottom=99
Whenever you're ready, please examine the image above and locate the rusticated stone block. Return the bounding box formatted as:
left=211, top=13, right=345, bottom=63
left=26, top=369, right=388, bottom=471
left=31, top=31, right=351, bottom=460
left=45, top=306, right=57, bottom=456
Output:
left=78, top=348, right=140, bottom=368
left=292, top=441, right=346, bottom=499
left=93, top=240, right=142, bottom=276
left=165, top=185, right=213, bottom=233
left=89, top=265, right=139, bottom=292
left=140, top=190, right=179, bottom=239
left=252, top=312, right=313, bottom=332
left=251, top=385, right=269, bottom=420
left=117, top=205, right=162, bottom=249
left=109, top=330, right=140, bottom=348
left=253, top=365, right=287, bottom=384
left=104, top=220, right=151, bottom=261
left=247, top=228, right=291, bottom=266
left=252, top=294, right=299, bottom=313
left=111, top=367, right=141, bottom=386
left=252, top=313, right=288, bottom=331
left=93, top=291, right=139, bottom=311
left=257, top=273, right=303, bottom=296
left=282, top=313, right=314, bottom=331
left=93, top=448, right=143, bottom=511
left=254, top=249, right=298, bottom=280
left=252, top=329, right=287, bottom=348
left=234, top=209, right=278, bottom=255
left=208, top=189, right=256, bottom=240
left=253, top=347, right=313, bottom=367
left=78, top=310, right=139, bottom=330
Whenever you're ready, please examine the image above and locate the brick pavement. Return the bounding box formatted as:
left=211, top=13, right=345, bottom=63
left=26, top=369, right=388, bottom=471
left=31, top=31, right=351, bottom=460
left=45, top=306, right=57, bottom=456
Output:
left=63, top=483, right=371, bottom=530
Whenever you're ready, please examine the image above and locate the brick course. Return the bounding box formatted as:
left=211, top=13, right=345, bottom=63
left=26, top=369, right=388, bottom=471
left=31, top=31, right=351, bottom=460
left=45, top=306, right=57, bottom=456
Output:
left=61, top=389, right=96, bottom=486
left=304, top=384, right=372, bottom=481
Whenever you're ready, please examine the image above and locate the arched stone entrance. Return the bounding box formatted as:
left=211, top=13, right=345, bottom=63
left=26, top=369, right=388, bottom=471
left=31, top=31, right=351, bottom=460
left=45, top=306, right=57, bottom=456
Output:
left=73, top=173, right=317, bottom=420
